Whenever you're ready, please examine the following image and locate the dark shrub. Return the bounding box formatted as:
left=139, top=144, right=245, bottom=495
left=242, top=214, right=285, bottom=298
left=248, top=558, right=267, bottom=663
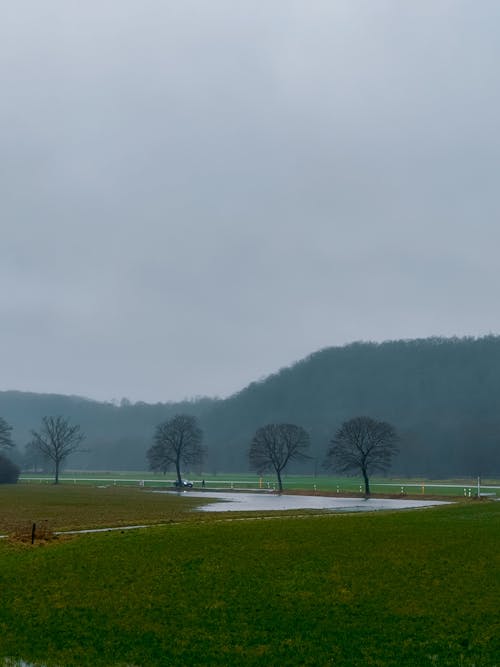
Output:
left=0, top=454, right=20, bottom=483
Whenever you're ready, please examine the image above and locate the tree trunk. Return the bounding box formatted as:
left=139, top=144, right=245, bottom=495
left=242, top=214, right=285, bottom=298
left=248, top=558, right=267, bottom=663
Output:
left=276, top=468, right=283, bottom=493
left=362, top=468, right=370, bottom=496
left=54, top=460, right=60, bottom=485
left=175, top=459, right=182, bottom=485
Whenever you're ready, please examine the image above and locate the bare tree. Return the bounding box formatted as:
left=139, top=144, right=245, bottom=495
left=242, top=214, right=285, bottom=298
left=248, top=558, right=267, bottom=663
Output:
left=249, top=423, right=310, bottom=492
left=324, top=416, right=399, bottom=496
left=30, top=416, right=86, bottom=484
left=0, top=417, right=14, bottom=450
left=147, top=414, right=204, bottom=485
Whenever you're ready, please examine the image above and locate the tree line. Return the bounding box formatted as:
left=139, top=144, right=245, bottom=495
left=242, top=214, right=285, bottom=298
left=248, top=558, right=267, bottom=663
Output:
left=1, top=409, right=399, bottom=495
left=147, top=413, right=399, bottom=495
left=2, top=336, right=500, bottom=477
left=0, top=415, right=85, bottom=484
left=199, top=335, right=500, bottom=476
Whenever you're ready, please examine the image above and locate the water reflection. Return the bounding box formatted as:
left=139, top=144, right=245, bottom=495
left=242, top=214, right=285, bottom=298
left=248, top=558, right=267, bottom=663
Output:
left=165, top=491, right=449, bottom=513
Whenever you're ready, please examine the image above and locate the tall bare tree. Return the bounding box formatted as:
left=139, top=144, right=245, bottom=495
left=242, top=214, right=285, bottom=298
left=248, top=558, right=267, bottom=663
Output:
left=249, top=423, right=310, bottom=492
left=324, top=416, right=399, bottom=496
left=0, top=417, right=14, bottom=450
left=30, top=416, right=85, bottom=484
left=147, top=414, right=204, bottom=485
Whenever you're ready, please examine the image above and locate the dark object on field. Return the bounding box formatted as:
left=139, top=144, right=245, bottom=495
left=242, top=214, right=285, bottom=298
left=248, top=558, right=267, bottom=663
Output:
left=174, top=479, right=193, bottom=488
left=202, top=479, right=205, bottom=488
left=0, top=453, right=20, bottom=483
left=9, top=519, right=54, bottom=544
left=324, top=416, right=399, bottom=496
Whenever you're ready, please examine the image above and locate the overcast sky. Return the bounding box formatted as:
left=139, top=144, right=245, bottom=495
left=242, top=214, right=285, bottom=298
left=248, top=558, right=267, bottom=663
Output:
left=1, top=1, right=500, bottom=403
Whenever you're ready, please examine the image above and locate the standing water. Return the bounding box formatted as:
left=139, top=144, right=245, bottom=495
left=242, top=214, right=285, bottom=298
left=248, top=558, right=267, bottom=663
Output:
left=159, top=491, right=450, bottom=512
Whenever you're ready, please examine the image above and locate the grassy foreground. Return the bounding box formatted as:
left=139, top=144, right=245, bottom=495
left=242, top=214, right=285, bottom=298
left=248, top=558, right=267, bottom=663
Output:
left=0, top=490, right=499, bottom=666
left=0, top=485, right=211, bottom=534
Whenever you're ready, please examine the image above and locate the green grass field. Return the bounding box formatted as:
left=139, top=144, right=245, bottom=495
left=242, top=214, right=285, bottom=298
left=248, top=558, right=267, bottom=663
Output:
left=0, top=485, right=499, bottom=666
left=0, top=485, right=213, bottom=534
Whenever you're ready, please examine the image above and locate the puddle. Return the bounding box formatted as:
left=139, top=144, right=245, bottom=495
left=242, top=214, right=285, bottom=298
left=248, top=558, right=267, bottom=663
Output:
left=158, top=491, right=450, bottom=513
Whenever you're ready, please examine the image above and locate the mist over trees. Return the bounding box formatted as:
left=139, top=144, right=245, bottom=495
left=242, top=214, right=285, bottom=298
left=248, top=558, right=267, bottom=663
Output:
left=1, top=336, right=500, bottom=477
left=202, top=336, right=500, bottom=477
left=0, top=392, right=215, bottom=471
left=0, top=417, right=13, bottom=450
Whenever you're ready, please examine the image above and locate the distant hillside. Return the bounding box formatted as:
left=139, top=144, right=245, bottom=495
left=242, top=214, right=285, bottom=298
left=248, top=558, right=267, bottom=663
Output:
left=0, top=391, right=217, bottom=470
left=2, top=336, right=500, bottom=476
left=202, top=336, right=500, bottom=476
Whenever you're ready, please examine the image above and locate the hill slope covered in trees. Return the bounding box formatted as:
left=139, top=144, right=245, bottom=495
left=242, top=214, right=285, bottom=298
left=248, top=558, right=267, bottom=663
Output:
left=203, top=336, right=500, bottom=476
left=2, top=336, right=499, bottom=476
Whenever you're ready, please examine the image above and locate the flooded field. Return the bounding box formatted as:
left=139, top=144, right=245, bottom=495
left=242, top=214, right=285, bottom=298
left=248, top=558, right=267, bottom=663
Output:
left=164, top=491, right=450, bottom=512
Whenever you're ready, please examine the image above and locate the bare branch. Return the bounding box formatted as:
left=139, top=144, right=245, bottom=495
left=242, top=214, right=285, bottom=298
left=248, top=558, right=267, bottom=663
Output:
left=146, top=414, right=204, bottom=484
left=324, top=416, right=399, bottom=495
left=249, top=423, right=310, bottom=492
left=30, top=416, right=85, bottom=484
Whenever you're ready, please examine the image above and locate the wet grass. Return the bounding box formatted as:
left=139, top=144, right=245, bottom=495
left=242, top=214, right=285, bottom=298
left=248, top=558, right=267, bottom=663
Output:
left=0, top=500, right=499, bottom=666
left=20, top=471, right=499, bottom=497
left=0, top=484, right=211, bottom=533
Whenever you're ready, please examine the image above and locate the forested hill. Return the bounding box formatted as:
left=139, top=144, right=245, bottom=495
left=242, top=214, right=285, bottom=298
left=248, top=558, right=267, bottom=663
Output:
left=0, top=392, right=217, bottom=470
left=203, top=336, right=500, bottom=476
left=2, top=336, right=500, bottom=476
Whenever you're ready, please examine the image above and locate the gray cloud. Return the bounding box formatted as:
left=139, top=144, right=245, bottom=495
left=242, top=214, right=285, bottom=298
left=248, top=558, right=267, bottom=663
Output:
left=2, top=1, right=500, bottom=401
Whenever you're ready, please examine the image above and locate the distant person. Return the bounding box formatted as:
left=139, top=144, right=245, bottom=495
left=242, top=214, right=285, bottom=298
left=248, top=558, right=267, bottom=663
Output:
left=202, top=479, right=205, bottom=488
